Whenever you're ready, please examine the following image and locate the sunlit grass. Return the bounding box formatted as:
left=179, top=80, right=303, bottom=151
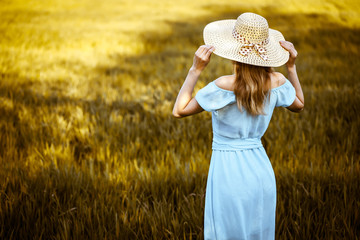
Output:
left=1, top=0, right=360, bottom=239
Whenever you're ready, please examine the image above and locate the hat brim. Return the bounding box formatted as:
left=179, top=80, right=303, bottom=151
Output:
left=203, top=20, right=289, bottom=67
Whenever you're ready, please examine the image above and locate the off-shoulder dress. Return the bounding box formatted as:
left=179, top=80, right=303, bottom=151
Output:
left=195, top=79, right=296, bottom=240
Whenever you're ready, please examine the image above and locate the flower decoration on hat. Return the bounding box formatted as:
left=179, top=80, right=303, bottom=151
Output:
left=232, top=28, right=269, bottom=61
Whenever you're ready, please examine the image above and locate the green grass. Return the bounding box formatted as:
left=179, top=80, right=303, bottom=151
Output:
left=1, top=0, right=360, bottom=239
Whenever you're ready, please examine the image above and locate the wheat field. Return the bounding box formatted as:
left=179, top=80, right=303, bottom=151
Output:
left=0, top=0, right=359, bottom=239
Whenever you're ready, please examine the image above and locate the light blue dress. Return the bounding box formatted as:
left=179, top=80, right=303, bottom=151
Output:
left=195, top=79, right=296, bottom=240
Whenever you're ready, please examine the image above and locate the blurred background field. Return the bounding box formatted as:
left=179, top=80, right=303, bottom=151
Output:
left=1, top=0, right=359, bottom=239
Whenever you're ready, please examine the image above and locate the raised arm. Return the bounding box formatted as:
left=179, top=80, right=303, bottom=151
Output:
left=280, top=41, right=305, bottom=112
left=172, top=45, right=215, bottom=118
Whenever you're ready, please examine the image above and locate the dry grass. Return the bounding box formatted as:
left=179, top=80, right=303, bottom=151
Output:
left=0, top=0, right=360, bottom=239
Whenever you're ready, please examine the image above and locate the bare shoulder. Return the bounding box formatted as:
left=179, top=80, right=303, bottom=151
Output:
left=214, top=75, right=235, bottom=91
left=213, top=72, right=286, bottom=91
left=270, top=72, right=286, bottom=89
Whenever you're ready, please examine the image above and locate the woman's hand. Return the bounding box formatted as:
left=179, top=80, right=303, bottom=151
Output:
left=172, top=46, right=214, bottom=118
left=279, top=41, right=304, bottom=112
left=280, top=41, right=297, bottom=69
left=191, top=45, right=215, bottom=73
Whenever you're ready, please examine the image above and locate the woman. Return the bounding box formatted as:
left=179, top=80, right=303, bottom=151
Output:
left=173, top=13, right=304, bottom=240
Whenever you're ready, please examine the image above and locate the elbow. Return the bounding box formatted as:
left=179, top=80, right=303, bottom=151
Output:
left=172, top=112, right=182, bottom=118
left=288, top=98, right=305, bottom=113
left=293, top=103, right=305, bottom=113
left=297, top=101, right=305, bottom=112
left=172, top=109, right=183, bottom=118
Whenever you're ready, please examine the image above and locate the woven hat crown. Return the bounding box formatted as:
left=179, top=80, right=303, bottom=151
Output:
left=234, top=13, right=269, bottom=43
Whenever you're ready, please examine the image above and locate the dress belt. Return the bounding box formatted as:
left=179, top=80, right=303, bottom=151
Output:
left=212, top=134, right=263, bottom=151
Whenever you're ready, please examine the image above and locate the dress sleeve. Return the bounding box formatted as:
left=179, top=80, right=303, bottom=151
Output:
left=275, top=79, right=296, bottom=107
left=195, top=81, right=236, bottom=112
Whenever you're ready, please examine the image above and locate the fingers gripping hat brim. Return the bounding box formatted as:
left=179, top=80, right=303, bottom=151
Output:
left=203, top=20, right=289, bottom=67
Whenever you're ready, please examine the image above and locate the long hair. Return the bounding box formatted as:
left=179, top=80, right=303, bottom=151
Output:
left=233, top=61, right=273, bottom=115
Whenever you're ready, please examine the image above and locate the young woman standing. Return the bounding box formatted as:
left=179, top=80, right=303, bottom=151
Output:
left=173, top=12, right=304, bottom=240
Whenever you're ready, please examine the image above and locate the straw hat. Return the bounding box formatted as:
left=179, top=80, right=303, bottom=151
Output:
left=203, top=12, right=289, bottom=67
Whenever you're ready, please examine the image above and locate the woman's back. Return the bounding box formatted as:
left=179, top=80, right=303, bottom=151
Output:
left=195, top=72, right=296, bottom=149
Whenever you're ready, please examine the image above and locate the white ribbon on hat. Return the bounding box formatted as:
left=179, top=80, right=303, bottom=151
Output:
left=232, top=28, right=269, bottom=61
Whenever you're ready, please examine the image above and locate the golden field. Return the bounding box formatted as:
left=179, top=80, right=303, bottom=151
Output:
left=0, top=0, right=359, bottom=239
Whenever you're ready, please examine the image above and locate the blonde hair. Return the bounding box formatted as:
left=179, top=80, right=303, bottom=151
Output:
left=233, top=61, right=273, bottom=115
